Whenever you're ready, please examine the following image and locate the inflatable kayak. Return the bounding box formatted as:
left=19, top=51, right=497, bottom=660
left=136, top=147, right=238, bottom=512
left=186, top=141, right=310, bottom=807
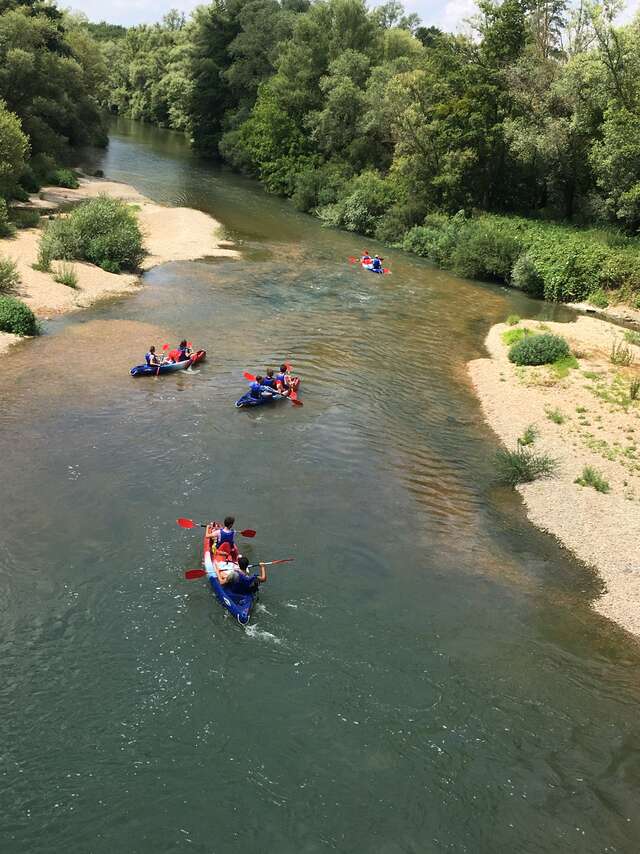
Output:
left=235, top=376, right=301, bottom=408
left=203, top=530, right=256, bottom=625
left=362, top=262, right=385, bottom=275
left=130, top=349, right=206, bottom=377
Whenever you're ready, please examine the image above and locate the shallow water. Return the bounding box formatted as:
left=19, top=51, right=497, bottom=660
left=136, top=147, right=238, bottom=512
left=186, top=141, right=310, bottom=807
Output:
left=1, top=118, right=639, bottom=853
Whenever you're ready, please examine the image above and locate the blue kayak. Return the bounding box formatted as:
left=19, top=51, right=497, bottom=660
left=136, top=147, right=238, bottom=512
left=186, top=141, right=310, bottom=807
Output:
left=130, top=349, right=206, bottom=377
left=235, top=390, right=284, bottom=408
left=204, top=538, right=256, bottom=625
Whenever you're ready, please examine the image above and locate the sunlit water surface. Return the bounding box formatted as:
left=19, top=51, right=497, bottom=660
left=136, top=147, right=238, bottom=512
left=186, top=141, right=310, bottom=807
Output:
left=1, top=118, right=639, bottom=854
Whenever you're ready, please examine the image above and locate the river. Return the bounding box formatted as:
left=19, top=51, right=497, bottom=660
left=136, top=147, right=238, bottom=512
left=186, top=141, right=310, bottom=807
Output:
left=1, top=118, right=639, bottom=853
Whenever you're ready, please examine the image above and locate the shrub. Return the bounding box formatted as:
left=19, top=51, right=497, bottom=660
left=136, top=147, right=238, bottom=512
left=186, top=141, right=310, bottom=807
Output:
left=48, top=168, right=79, bottom=189
left=502, top=327, right=531, bottom=345
left=519, top=424, right=538, bottom=446
left=10, top=208, right=41, bottom=229
left=546, top=407, right=565, bottom=424
left=19, top=165, right=40, bottom=194
left=506, top=314, right=520, bottom=326
left=610, top=339, right=633, bottom=367
left=0, top=256, right=19, bottom=293
left=630, top=377, right=640, bottom=401
left=317, top=171, right=397, bottom=235
left=624, top=330, right=640, bottom=346
left=551, top=354, right=579, bottom=378
left=0, top=200, right=15, bottom=238
left=53, top=261, right=77, bottom=288
left=575, top=466, right=610, bottom=493
left=0, top=295, right=37, bottom=335
left=38, top=196, right=144, bottom=273
left=511, top=253, right=544, bottom=297
left=495, top=443, right=557, bottom=485
left=450, top=218, right=523, bottom=282
left=588, top=288, right=609, bottom=308
left=508, top=333, right=570, bottom=366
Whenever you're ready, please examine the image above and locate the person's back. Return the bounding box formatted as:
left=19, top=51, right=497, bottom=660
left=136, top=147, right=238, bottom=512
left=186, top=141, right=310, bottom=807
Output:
left=372, top=256, right=382, bottom=271
left=262, top=368, right=276, bottom=388
left=146, top=346, right=159, bottom=366
left=217, top=516, right=236, bottom=549
left=227, top=556, right=266, bottom=595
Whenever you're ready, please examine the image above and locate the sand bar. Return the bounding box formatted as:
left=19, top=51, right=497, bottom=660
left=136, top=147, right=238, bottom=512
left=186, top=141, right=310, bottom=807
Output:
left=0, top=175, right=238, bottom=356
left=469, top=315, right=640, bottom=636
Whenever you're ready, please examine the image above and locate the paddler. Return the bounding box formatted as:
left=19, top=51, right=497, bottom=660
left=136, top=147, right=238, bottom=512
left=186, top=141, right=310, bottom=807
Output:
left=360, top=249, right=371, bottom=264
left=215, top=516, right=237, bottom=550
left=216, top=555, right=267, bottom=592
left=371, top=255, right=383, bottom=273
left=145, top=345, right=162, bottom=366
left=177, top=339, right=192, bottom=361
left=262, top=368, right=276, bottom=389
left=249, top=375, right=276, bottom=400
left=275, top=364, right=292, bottom=395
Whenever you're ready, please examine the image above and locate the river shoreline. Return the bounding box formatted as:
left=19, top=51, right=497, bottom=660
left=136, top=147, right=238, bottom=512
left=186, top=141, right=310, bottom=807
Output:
left=0, top=175, right=238, bottom=356
left=469, top=316, right=640, bottom=637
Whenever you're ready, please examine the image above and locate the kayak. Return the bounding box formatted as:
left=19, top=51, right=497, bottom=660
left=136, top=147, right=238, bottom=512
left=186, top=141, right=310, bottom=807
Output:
left=130, top=349, right=207, bottom=377
left=203, top=530, right=256, bottom=625
left=361, top=262, right=385, bottom=275
left=235, top=375, right=301, bottom=408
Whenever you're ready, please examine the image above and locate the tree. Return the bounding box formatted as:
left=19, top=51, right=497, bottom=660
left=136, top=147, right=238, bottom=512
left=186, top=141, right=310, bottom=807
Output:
left=0, top=99, right=28, bottom=196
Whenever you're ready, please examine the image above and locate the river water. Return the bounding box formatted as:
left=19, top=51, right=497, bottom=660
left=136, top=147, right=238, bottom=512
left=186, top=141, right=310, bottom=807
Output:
left=1, top=118, right=639, bottom=853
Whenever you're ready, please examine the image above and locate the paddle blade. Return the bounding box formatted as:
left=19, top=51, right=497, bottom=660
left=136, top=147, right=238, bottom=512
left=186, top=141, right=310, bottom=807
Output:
left=239, top=528, right=256, bottom=538
left=177, top=517, right=197, bottom=529
left=162, top=343, right=169, bottom=350
left=185, top=569, right=206, bottom=580
left=269, top=558, right=295, bottom=566
left=187, top=341, right=192, bottom=347
left=383, top=268, right=391, bottom=275
left=243, top=371, right=256, bottom=382
left=348, top=256, right=358, bottom=263
left=290, top=396, right=303, bottom=406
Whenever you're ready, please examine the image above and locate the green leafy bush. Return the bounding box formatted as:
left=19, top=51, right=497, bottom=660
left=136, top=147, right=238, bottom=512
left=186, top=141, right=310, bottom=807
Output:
left=508, top=333, right=570, bottom=366
left=38, top=196, right=144, bottom=273
left=610, top=339, right=633, bottom=366
left=506, top=314, right=520, bottom=326
left=588, top=288, right=609, bottom=308
left=317, top=171, right=396, bottom=235
left=624, top=330, right=640, bottom=346
left=502, top=327, right=531, bottom=345
left=575, top=466, right=610, bottom=493
left=10, top=208, right=41, bottom=229
left=48, top=169, right=79, bottom=189
left=630, top=377, right=640, bottom=401
left=495, top=444, right=557, bottom=485
left=0, top=295, right=37, bottom=336
left=0, top=256, right=19, bottom=293
left=450, top=218, right=523, bottom=282
left=510, top=253, right=544, bottom=297
left=0, top=200, right=15, bottom=238
left=551, top=354, right=579, bottom=378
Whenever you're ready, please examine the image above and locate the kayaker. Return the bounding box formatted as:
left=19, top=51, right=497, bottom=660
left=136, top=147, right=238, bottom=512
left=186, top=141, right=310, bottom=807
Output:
left=275, top=364, right=291, bottom=395
left=219, top=556, right=267, bottom=592
left=177, top=339, right=192, bottom=361
left=371, top=255, right=383, bottom=272
left=145, top=346, right=162, bottom=366
left=250, top=376, right=276, bottom=400
left=361, top=249, right=371, bottom=264
left=215, top=516, right=237, bottom=550
left=262, top=368, right=276, bottom=389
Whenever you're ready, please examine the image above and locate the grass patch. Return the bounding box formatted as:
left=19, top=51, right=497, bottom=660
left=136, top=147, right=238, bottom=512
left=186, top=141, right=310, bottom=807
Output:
left=506, top=314, right=520, bottom=326
left=575, top=466, right=610, bottom=493
left=551, top=353, right=579, bottom=378
left=53, top=261, right=78, bottom=289
left=518, top=424, right=538, bottom=446
left=624, top=330, right=640, bottom=347
left=546, top=407, right=565, bottom=424
left=630, top=377, right=640, bottom=401
left=576, top=405, right=588, bottom=413
left=610, top=339, right=634, bottom=366
left=588, top=288, right=609, bottom=308
left=48, top=168, right=79, bottom=189
left=502, top=327, right=530, bottom=346
left=0, top=256, right=20, bottom=293
left=9, top=208, right=41, bottom=229
left=495, top=443, right=557, bottom=486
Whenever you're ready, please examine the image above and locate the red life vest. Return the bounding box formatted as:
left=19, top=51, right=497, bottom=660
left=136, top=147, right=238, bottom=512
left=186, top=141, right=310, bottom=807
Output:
left=168, top=348, right=181, bottom=362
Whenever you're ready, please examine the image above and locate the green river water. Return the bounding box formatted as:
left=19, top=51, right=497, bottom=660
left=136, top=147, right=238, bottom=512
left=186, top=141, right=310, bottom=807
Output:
left=1, top=118, right=639, bottom=853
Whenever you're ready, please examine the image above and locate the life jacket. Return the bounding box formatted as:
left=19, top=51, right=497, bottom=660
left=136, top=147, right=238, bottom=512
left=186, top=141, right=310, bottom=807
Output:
left=217, top=528, right=235, bottom=547
left=262, top=376, right=275, bottom=388
left=145, top=352, right=153, bottom=366
left=250, top=381, right=262, bottom=399
left=178, top=347, right=189, bottom=361
left=276, top=372, right=287, bottom=388
left=372, top=258, right=382, bottom=270
left=228, top=572, right=259, bottom=595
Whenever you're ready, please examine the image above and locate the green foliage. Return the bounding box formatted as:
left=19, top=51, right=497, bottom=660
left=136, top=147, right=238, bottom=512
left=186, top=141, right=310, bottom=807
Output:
left=39, top=196, right=144, bottom=273
left=508, top=333, right=570, bottom=366
left=0, top=198, right=14, bottom=237
left=518, top=424, right=538, bottom=446
left=9, top=207, right=40, bottom=229
left=588, top=289, right=609, bottom=308
left=545, top=407, right=565, bottom=425
left=48, top=169, right=79, bottom=189
left=495, top=443, right=557, bottom=486
left=0, top=294, right=37, bottom=336
left=506, top=314, right=520, bottom=326
left=318, top=171, right=397, bottom=234
left=511, top=253, right=544, bottom=297
left=53, top=261, right=77, bottom=288
left=0, top=99, right=29, bottom=197
left=610, top=340, right=633, bottom=367
left=0, top=255, right=19, bottom=292
left=551, top=354, right=579, bottom=378
left=502, top=327, right=530, bottom=345
left=624, top=331, right=640, bottom=346
left=574, top=466, right=610, bottom=494
left=630, top=377, right=640, bottom=401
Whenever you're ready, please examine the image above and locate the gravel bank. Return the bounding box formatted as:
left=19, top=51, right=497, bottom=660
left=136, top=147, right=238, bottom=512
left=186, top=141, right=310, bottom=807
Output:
left=468, top=315, right=640, bottom=636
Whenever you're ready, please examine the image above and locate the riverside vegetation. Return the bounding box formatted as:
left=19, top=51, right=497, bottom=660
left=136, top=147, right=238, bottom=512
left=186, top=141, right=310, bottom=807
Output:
left=89, top=0, right=640, bottom=307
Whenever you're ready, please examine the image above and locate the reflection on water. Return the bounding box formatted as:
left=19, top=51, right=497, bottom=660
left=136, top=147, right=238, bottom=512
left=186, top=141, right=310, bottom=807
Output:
left=1, top=118, right=639, bottom=854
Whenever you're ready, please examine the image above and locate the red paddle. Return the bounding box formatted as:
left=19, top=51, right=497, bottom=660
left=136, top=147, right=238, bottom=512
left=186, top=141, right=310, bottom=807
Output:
left=184, top=558, right=294, bottom=580
left=177, top=518, right=256, bottom=537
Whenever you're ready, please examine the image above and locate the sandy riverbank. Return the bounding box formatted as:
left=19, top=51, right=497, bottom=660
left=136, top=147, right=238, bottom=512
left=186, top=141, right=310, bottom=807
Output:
left=469, top=315, right=640, bottom=636
left=0, top=175, right=238, bottom=355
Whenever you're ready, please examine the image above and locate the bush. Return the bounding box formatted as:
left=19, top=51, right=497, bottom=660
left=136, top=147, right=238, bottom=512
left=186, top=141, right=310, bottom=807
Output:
left=610, top=339, right=633, bottom=366
left=519, top=424, right=538, bottom=446
left=506, top=314, right=520, bottom=326
left=546, top=407, right=565, bottom=424
left=53, top=261, right=77, bottom=288
left=495, top=443, right=557, bottom=485
left=508, top=333, right=570, bottom=366
left=450, top=218, right=523, bottom=282
left=19, top=165, right=40, bottom=194
left=0, top=295, right=37, bottom=335
left=551, top=354, right=579, bottom=378
left=588, top=288, right=609, bottom=308
left=48, top=168, right=79, bottom=189
left=624, top=330, right=640, bottom=346
left=10, top=208, right=41, bottom=229
left=317, top=171, right=397, bottom=235
left=38, top=196, right=144, bottom=273
left=630, top=377, right=640, bottom=400
left=0, top=200, right=15, bottom=238
left=575, top=466, right=610, bottom=493
left=0, top=256, right=19, bottom=293
left=511, top=253, right=545, bottom=297
left=502, top=327, right=531, bottom=346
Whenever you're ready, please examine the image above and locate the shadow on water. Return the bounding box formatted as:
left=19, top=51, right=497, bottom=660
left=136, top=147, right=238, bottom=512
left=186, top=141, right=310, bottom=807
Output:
left=1, top=117, right=639, bottom=854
